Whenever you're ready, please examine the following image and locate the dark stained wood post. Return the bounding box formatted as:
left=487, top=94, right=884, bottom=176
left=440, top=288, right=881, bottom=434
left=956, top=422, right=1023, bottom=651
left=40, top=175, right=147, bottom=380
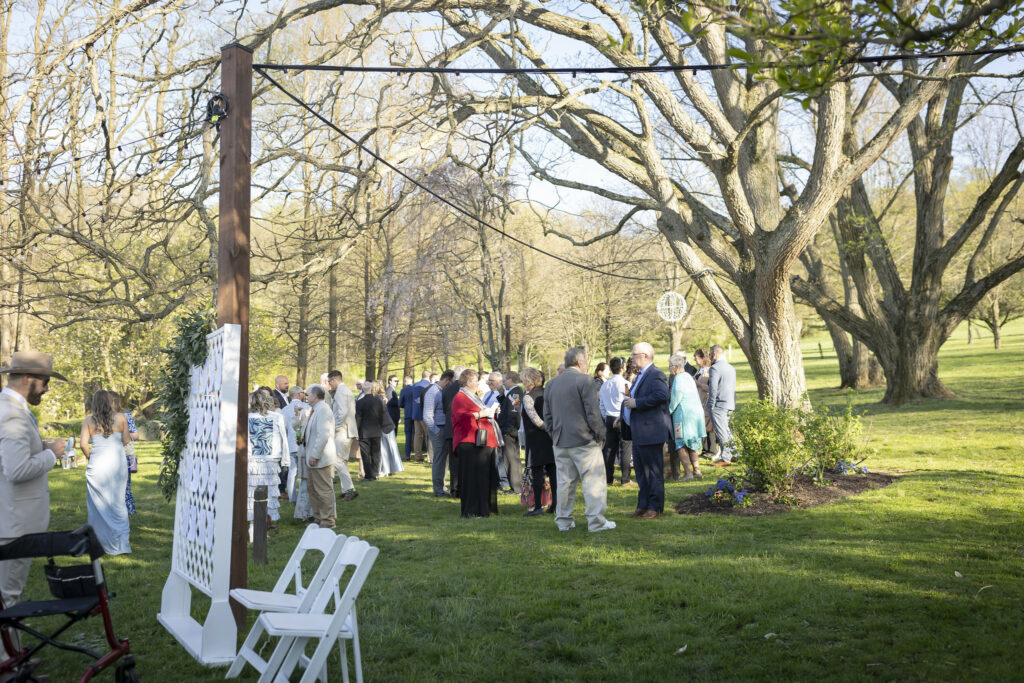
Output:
left=217, top=42, right=252, bottom=631
left=252, top=486, right=268, bottom=565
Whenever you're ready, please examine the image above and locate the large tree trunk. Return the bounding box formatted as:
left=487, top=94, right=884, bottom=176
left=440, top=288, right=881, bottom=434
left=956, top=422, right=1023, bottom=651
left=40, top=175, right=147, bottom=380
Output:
left=362, top=242, right=376, bottom=382
left=991, top=298, right=1001, bottom=349
left=875, top=317, right=953, bottom=404
left=745, top=274, right=809, bottom=407
left=328, top=268, right=338, bottom=370
left=295, top=275, right=310, bottom=387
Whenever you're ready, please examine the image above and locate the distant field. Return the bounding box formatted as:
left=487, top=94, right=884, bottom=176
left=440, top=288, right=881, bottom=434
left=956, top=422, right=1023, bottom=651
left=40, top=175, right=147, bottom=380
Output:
left=24, top=320, right=1024, bottom=681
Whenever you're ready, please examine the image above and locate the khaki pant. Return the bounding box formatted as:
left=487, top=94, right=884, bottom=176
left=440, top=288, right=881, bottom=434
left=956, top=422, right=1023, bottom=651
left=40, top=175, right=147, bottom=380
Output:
left=412, top=420, right=433, bottom=462
left=307, top=465, right=336, bottom=529
left=553, top=442, right=609, bottom=532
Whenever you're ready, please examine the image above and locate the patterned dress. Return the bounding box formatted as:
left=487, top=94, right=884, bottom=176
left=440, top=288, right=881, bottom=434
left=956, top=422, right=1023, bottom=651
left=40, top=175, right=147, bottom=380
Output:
left=247, top=412, right=286, bottom=522
left=124, top=412, right=137, bottom=515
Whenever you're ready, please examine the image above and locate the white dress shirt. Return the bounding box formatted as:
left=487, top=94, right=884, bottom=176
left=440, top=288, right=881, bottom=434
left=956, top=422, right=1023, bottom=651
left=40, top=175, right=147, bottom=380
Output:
left=598, top=374, right=626, bottom=419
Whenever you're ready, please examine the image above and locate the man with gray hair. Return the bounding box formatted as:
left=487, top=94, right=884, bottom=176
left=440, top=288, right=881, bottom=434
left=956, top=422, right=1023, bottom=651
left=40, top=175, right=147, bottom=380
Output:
left=303, top=384, right=337, bottom=528
left=622, top=341, right=672, bottom=519
left=706, top=344, right=737, bottom=465
left=543, top=348, right=615, bottom=533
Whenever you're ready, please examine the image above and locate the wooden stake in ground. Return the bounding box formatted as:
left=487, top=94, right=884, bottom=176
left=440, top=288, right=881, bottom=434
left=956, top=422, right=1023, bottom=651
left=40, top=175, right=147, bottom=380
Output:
left=252, top=486, right=267, bottom=565
left=217, top=42, right=252, bottom=631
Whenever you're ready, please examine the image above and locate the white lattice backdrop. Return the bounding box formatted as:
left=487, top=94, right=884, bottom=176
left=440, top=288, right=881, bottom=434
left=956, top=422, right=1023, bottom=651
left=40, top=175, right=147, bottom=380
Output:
left=158, top=323, right=241, bottom=666
left=172, top=330, right=226, bottom=594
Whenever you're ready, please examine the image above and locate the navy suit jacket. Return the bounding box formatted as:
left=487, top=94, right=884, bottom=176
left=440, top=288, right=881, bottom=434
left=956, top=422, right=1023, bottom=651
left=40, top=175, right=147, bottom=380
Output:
left=628, top=364, right=673, bottom=447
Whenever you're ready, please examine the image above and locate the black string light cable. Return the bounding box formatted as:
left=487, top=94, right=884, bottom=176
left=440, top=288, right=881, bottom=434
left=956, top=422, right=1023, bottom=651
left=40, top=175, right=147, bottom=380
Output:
left=0, top=120, right=205, bottom=233
left=255, top=65, right=674, bottom=283
left=0, top=119, right=204, bottom=184
left=254, top=44, right=1024, bottom=77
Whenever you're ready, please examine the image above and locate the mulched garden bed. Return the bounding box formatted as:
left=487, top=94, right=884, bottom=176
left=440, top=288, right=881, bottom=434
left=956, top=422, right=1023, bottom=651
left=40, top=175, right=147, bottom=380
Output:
left=673, top=471, right=895, bottom=516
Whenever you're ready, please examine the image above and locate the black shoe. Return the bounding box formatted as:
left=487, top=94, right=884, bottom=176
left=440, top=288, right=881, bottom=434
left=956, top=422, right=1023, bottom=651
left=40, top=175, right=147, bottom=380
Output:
left=524, top=508, right=545, bottom=516
left=546, top=505, right=555, bottom=514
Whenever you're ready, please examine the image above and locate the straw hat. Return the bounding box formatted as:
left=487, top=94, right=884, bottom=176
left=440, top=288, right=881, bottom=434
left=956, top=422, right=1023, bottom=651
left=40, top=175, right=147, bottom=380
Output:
left=0, top=351, right=69, bottom=382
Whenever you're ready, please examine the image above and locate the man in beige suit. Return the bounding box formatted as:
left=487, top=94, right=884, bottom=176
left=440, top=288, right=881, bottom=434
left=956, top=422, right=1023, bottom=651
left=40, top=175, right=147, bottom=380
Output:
left=0, top=351, right=68, bottom=657
left=303, top=385, right=337, bottom=529
left=327, top=370, right=360, bottom=500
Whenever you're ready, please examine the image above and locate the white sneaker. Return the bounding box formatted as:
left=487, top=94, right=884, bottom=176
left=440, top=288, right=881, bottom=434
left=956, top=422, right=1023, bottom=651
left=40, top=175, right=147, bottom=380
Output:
left=590, top=520, right=616, bottom=533
left=558, top=522, right=576, bottom=532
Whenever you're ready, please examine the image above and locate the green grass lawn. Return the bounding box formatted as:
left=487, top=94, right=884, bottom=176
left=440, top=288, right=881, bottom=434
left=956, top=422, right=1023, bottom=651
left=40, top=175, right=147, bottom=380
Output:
left=21, top=321, right=1024, bottom=681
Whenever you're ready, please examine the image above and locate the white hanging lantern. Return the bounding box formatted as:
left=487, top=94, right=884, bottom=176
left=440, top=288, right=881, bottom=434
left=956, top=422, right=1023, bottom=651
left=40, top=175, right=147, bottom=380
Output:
left=656, top=290, right=688, bottom=322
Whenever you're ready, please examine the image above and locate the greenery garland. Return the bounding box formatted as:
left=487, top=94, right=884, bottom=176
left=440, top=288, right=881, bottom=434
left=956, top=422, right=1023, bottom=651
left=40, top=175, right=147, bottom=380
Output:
left=157, top=310, right=213, bottom=501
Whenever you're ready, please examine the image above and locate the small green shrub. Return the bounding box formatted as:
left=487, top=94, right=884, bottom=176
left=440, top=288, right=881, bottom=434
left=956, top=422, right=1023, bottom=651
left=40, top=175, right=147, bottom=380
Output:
left=731, top=398, right=805, bottom=498
left=802, top=404, right=867, bottom=484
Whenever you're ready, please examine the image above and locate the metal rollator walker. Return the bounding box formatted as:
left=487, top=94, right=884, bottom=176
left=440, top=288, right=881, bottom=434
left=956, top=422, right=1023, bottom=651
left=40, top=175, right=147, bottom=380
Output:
left=0, top=525, right=136, bottom=682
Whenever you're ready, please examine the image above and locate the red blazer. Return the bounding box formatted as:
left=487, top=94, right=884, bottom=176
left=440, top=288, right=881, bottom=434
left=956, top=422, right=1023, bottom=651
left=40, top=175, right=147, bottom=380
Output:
left=451, top=391, right=498, bottom=448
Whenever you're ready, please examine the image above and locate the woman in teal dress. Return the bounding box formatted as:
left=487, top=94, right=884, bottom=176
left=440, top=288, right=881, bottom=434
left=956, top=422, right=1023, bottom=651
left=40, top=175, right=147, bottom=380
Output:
left=668, top=353, right=706, bottom=480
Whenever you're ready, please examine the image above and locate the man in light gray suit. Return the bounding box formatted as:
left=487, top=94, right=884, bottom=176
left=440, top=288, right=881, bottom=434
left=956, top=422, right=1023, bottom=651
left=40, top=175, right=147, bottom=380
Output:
left=303, top=385, right=337, bottom=528
left=327, top=370, right=360, bottom=500
left=543, top=348, right=615, bottom=533
left=0, top=351, right=68, bottom=657
left=706, top=344, right=737, bottom=465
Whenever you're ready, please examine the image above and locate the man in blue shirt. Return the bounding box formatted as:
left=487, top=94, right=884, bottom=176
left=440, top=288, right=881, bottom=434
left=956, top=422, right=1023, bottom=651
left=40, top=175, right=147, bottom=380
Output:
left=398, top=376, right=414, bottom=460
left=410, top=371, right=434, bottom=462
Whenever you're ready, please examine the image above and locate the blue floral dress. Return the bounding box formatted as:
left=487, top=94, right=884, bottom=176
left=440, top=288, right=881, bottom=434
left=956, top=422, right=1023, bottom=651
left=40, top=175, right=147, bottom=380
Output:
left=124, top=412, right=137, bottom=515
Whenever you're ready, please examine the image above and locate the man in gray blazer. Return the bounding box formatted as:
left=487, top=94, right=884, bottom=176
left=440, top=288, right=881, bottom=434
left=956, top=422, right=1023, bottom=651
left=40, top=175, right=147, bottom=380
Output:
left=543, top=348, right=615, bottom=533
left=303, top=385, right=337, bottom=528
left=706, top=345, right=737, bottom=465
left=0, top=351, right=67, bottom=657
left=327, top=370, right=359, bottom=500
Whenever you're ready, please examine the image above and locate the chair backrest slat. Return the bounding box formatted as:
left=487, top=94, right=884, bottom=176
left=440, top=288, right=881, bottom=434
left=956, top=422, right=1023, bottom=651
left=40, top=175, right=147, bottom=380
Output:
left=270, top=524, right=343, bottom=596
left=296, top=535, right=353, bottom=612
left=307, top=539, right=378, bottom=619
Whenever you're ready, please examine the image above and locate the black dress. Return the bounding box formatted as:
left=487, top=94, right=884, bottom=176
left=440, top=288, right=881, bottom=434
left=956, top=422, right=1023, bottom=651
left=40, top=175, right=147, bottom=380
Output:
left=523, top=387, right=556, bottom=510
left=523, top=388, right=554, bottom=467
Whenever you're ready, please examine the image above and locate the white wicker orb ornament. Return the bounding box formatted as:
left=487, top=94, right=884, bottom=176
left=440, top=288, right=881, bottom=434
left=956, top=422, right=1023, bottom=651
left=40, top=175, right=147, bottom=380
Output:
left=656, top=290, right=688, bottom=322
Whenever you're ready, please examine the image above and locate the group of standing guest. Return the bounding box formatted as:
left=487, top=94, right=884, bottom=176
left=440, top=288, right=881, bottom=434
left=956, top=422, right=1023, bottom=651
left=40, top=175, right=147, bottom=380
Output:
left=250, top=372, right=407, bottom=531
left=425, top=339, right=738, bottom=529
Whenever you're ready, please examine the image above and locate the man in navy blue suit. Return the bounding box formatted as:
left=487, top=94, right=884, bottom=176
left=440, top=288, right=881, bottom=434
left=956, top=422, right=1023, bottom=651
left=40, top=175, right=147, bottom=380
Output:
left=621, top=341, right=672, bottom=519
left=398, top=376, right=414, bottom=460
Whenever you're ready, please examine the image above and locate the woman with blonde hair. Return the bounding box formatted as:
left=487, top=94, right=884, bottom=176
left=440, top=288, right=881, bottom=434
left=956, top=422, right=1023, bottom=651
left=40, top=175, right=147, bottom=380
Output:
left=247, top=389, right=288, bottom=534
left=668, top=354, right=706, bottom=479
left=80, top=390, right=132, bottom=554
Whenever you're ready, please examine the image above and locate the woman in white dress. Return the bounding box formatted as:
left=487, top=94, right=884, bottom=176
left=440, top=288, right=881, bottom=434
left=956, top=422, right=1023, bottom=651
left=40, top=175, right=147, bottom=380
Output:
left=80, top=390, right=132, bottom=555
left=373, top=380, right=404, bottom=476
left=247, top=389, right=288, bottom=534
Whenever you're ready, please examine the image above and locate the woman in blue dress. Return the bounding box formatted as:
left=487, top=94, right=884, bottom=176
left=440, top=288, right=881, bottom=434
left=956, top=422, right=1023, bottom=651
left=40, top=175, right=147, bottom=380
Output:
left=80, top=390, right=132, bottom=554
left=668, top=353, right=706, bottom=480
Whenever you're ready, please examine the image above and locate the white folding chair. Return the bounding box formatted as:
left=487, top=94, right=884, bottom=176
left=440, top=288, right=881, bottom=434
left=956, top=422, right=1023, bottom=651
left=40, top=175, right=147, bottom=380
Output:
left=226, top=530, right=350, bottom=679
left=230, top=524, right=341, bottom=614
left=257, top=539, right=379, bottom=683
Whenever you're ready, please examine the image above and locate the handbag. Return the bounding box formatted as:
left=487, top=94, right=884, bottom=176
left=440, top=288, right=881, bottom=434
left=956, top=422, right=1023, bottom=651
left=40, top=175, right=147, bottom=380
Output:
left=127, top=455, right=138, bottom=473
left=475, top=425, right=489, bottom=447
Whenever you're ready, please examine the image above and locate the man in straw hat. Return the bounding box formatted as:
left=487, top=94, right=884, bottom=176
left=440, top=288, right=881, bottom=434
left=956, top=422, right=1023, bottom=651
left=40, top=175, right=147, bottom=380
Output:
left=0, top=351, right=68, bottom=657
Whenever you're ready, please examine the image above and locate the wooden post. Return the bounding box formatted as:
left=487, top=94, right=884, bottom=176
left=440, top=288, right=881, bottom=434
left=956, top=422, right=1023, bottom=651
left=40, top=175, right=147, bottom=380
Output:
left=217, top=42, right=252, bottom=631
left=818, top=342, right=824, bottom=359
left=252, top=485, right=267, bottom=565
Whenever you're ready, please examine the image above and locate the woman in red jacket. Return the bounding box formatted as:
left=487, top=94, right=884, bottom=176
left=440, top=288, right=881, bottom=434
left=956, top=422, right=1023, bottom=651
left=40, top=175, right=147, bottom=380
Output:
left=450, top=369, right=500, bottom=517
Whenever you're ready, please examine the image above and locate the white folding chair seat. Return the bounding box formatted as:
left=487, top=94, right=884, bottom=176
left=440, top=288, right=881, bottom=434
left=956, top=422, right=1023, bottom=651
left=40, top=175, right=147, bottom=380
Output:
left=226, top=531, right=350, bottom=679
left=257, top=539, right=378, bottom=683
left=230, top=524, right=340, bottom=613
left=260, top=612, right=353, bottom=639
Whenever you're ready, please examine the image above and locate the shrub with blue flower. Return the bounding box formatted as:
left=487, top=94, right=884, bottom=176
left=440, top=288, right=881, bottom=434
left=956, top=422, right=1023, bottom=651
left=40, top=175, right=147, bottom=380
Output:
left=704, top=476, right=750, bottom=508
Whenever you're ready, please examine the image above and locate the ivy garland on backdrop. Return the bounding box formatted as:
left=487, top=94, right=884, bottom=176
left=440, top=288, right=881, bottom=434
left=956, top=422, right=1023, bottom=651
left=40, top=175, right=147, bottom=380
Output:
left=157, top=311, right=213, bottom=501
